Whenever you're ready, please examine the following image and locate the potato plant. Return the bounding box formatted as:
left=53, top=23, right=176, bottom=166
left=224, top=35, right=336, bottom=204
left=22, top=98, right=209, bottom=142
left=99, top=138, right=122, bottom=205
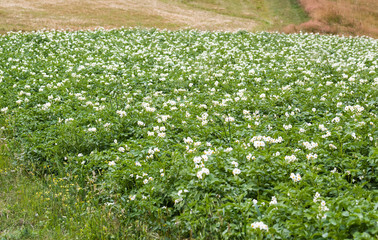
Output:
left=0, top=29, right=377, bottom=239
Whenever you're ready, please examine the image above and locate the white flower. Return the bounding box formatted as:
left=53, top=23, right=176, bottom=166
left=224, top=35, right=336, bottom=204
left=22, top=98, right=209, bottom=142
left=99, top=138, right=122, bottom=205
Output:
left=204, top=149, right=214, bottom=155
left=118, top=147, right=125, bottom=152
left=253, top=199, right=258, bottom=205
left=108, top=161, right=116, bottom=166
left=306, top=153, right=318, bottom=160
left=1, top=107, right=8, bottom=113
left=231, top=161, right=238, bottom=167
left=137, top=121, right=145, bottom=126
left=158, top=132, right=166, bottom=138
left=269, top=196, right=277, bottom=205
left=225, top=116, right=235, bottom=122
left=320, top=200, right=329, bottom=211
left=319, top=124, right=327, bottom=131
left=202, top=167, right=210, bottom=175
left=143, top=179, right=149, bottom=184
left=193, top=156, right=202, bottom=164
left=251, top=221, right=268, bottom=231
left=184, top=137, right=193, bottom=144
left=147, top=131, right=154, bottom=136
left=232, top=168, right=241, bottom=176
left=290, top=173, right=301, bottom=182
left=332, top=117, right=340, bottom=123
left=253, top=141, right=265, bottom=148
left=129, top=195, right=136, bottom=201
left=42, top=102, right=51, bottom=110
left=283, top=124, right=292, bottom=130
left=116, top=110, right=127, bottom=117
left=88, top=127, right=97, bottom=132
left=197, top=167, right=210, bottom=179
left=329, top=143, right=337, bottom=149
left=303, top=141, right=318, bottom=150
left=224, top=147, right=233, bottom=153
left=246, top=153, right=255, bottom=160
left=285, top=155, right=297, bottom=163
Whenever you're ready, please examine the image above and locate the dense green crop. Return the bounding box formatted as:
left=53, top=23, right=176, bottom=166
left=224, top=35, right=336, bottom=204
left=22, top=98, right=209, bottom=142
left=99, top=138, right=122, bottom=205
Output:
left=0, top=29, right=377, bottom=239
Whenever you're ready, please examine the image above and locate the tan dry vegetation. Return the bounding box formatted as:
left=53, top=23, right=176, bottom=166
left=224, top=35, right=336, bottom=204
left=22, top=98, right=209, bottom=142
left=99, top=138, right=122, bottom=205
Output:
left=0, top=0, right=258, bottom=33
left=283, top=0, right=378, bottom=38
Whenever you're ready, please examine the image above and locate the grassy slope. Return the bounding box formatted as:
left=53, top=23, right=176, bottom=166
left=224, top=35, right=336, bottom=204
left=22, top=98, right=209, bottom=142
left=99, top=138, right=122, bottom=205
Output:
left=163, top=0, right=309, bottom=30
left=0, top=0, right=308, bottom=34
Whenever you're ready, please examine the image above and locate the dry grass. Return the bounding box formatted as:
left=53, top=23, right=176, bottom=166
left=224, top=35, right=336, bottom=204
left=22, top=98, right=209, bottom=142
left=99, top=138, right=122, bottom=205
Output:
left=283, top=0, right=378, bottom=38
left=0, top=0, right=260, bottom=34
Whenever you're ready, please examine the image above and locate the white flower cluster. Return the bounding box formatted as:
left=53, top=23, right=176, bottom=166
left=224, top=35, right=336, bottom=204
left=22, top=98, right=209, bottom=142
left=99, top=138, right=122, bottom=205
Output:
left=250, top=135, right=283, bottom=144
left=306, top=153, right=318, bottom=160
left=269, top=196, right=277, bottom=205
left=197, top=112, right=209, bottom=126
left=224, top=115, right=235, bottom=122
left=42, top=102, right=51, bottom=111
left=344, top=105, right=364, bottom=113
left=318, top=124, right=327, bottom=131
left=197, top=167, right=210, bottom=179
left=157, top=114, right=171, bottom=123
left=116, top=110, right=127, bottom=117
left=150, top=126, right=166, bottom=138
left=175, top=189, right=189, bottom=204
left=184, top=137, right=203, bottom=153
left=303, top=141, right=318, bottom=150
left=249, top=135, right=283, bottom=149
left=184, top=137, right=194, bottom=144
left=246, top=153, right=256, bottom=161
left=147, top=147, right=160, bottom=159
left=231, top=161, right=241, bottom=176
left=331, top=116, right=340, bottom=123
left=141, top=102, right=156, bottom=112
left=285, top=155, right=297, bottom=163
left=88, top=127, right=97, bottom=132
left=290, top=173, right=301, bottom=182
left=251, top=221, right=268, bottom=231
left=253, top=141, right=265, bottom=148
left=316, top=198, right=329, bottom=219
left=224, top=147, right=233, bottom=153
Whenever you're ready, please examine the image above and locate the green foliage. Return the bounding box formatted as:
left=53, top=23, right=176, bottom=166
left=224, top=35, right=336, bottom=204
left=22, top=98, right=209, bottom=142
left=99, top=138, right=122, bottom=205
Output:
left=0, top=29, right=377, bottom=239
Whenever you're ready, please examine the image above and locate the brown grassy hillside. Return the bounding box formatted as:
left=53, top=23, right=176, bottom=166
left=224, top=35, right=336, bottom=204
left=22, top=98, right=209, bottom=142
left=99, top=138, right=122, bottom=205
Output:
left=0, top=0, right=376, bottom=38
left=284, top=0, right=378, bottom=38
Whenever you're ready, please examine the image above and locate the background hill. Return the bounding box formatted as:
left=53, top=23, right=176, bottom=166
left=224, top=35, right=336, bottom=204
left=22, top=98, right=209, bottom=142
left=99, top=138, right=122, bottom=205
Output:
left=1, top=0, right=376, bottom=37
